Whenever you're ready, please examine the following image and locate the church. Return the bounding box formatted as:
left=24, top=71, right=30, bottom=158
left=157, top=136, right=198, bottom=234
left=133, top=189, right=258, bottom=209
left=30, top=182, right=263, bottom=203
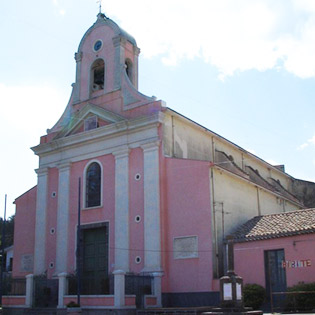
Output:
left=4, top=11, right=315, bottom=313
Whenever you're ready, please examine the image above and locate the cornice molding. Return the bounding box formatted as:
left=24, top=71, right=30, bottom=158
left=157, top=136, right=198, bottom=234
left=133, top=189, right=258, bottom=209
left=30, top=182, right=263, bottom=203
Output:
left=32, top=112, right=163, bottom=157
left=57, top=162, right=72, bottom=172
left=141, top=141, right=160, bottom=153
left=112, top=146, right=130, bottom=159
left=35, top=167, right=49, bottom=176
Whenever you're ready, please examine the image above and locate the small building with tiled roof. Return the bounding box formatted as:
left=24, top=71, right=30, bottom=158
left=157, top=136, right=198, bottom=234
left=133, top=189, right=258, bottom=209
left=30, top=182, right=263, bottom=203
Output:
left=232, top=208, right=315, bottom=298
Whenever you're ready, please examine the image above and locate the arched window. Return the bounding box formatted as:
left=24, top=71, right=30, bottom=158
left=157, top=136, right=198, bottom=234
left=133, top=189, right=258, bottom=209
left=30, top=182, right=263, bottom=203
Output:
left=125, top=59, right=133, bottom=83
left=85, top=162, right=101, bottom=208
left=91, top=59, right=105, bottom=91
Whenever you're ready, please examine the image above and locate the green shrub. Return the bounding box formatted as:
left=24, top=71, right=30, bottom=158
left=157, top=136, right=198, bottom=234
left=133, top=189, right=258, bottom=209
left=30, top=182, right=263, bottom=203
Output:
left=285, top=282, right=315, bottom=311
left=243, top=283, right=266, bottom=310
left=67, top=301, right=80, bottom=308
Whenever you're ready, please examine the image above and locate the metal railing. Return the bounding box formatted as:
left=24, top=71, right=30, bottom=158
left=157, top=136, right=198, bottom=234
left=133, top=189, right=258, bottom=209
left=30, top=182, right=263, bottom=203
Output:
left=67, top=275, right=111, bottom=295
left=2, top=277, right=26, bottom=296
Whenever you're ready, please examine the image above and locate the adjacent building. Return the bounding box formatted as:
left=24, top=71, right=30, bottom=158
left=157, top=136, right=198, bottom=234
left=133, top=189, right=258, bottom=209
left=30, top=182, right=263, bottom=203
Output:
left=233, top=208, right=315, bottom=302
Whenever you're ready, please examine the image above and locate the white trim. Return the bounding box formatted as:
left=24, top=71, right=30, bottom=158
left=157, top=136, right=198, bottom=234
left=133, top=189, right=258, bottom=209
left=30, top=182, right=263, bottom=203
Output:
left=113, top=149, right=129, bottom=272
left=142, top=142, right=162, bottom=272
left=32, top=112, right=163, bottom=157
left=83, top=159, right=104, bottom=209
left=55, top=163, right=71, bottom=274
left=34, top=168, right=48, bottom=274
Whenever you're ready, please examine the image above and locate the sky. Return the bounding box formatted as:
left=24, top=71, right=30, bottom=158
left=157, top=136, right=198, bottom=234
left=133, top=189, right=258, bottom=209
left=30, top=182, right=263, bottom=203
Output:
left=1, top=0, right=315, bottom=217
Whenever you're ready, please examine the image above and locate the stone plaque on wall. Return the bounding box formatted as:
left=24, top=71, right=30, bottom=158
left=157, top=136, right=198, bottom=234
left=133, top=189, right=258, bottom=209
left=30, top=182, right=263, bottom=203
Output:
left=20, top=254, right=33, bottom=272
left=173, top=236, right=198, bottom=259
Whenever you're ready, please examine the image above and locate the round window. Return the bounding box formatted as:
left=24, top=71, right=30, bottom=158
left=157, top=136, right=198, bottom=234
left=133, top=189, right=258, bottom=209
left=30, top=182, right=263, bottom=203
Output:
left=94, top=40, right=103, bottom=52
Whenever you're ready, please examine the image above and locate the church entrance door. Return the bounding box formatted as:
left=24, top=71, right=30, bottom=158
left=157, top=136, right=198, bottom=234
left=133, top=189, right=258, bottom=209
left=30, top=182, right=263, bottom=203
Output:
left=82, top=225, right=109, bottom=294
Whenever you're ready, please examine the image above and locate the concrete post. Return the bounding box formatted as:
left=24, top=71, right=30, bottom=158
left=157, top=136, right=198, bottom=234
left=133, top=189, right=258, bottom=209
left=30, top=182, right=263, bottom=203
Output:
left=25, top=274, right=34, bottom=308
left=58, top=272, right=68, bottom=308
left=152, top=272, right=163, bottom=307
left=113, top=270, right=125, bottom=307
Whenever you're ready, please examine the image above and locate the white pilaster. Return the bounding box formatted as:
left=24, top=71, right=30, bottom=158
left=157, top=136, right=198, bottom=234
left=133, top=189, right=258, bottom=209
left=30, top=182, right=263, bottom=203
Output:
left=113, top=270, right=125, bottom=307
left=25, top=274, right=34, bottom=308
left=73, top=52, right=82, bottom=103
left=55, top=163, right=71, bottom=274
left=142, top=142, right=162, bottom=272
left=113, top=148, right=129, bottom=272
left=34, top=167, right=48, bottom=275
left=57, top=272, right=68, bottom=308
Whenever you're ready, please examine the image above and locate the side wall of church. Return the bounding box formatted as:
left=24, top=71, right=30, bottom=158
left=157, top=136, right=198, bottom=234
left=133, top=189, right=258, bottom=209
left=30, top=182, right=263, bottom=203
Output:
left=163, top=157, right=213, bottom=292
left=163, top=111, right=298, bottom=199
left=13, top=187, right=37, bottom=278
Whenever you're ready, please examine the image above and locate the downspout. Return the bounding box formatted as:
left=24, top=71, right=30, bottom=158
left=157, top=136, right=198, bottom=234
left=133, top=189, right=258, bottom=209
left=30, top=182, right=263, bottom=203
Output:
left=210, top=136, right=219, bottom=278
left=171, top=116, right=175, bottom=157
left=256, top=186, right=261, bottom=216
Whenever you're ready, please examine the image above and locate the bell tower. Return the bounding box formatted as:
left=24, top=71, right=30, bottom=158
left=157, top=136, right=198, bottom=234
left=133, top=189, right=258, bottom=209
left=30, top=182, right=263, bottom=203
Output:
left=72, top=12, right=140, bottom=104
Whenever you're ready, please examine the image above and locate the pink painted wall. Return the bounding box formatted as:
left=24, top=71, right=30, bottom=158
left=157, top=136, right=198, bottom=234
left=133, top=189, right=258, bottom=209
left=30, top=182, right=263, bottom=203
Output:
left=67, top=154, right=116, bottom=274
left=234, top=234, right=315, bottom=288
left=64, top=295, right=114, bottom=307
left=13, top=186, right=37, bottom=278
left=2, top=296, right=25, bottom=306
left=163, top=158, right=213, bottom=292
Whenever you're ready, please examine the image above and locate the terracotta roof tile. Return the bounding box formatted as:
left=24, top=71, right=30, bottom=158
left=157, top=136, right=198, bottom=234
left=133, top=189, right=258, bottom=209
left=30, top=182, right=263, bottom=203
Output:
left=232, top=208, right=315, bottom=242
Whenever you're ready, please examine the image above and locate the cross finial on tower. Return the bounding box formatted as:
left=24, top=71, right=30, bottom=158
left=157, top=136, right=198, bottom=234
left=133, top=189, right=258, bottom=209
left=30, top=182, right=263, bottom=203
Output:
left=97, top=0, right=102, bottom=14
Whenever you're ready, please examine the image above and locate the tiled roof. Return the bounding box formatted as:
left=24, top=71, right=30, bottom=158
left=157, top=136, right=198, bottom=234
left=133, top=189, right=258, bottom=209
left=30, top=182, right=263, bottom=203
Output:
left=232, top=208, right=315, bottom=242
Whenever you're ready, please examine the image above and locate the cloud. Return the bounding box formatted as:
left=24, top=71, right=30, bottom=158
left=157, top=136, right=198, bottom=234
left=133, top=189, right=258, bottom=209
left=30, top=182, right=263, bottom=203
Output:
left=0, top=83, right=66, bottom=135
left=297, top=134, right=315, bottom=150
left=52, top=0, right=66, bottom=16
left=104, top=0, right=315, bottom=78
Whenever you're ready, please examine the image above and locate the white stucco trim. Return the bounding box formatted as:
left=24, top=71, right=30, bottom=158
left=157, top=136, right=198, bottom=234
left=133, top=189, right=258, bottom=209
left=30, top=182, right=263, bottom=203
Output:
left=113, top=148, right=129, bottom=272
left=141, top=141, right=162, bottom=273
left=32, top=112, right=163, bottom=158
left=55, top=163, right=71, bottom=275
left=34, top=168, right=48, bottom=275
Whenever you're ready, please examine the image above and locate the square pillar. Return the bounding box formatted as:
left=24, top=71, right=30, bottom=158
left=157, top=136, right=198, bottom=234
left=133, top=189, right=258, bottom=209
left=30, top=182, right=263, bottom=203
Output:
left=113, top=270, right=125, bottom=307
left=25, top=274, right=34, bottom=308
left=152, top=272, right=163, bottom=307
left=58, top=272, right=68, bottom=308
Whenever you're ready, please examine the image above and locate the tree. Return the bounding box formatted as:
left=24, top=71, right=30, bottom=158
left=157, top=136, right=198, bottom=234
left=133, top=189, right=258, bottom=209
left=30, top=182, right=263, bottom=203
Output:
left=0, top=215, right=15, bottom=248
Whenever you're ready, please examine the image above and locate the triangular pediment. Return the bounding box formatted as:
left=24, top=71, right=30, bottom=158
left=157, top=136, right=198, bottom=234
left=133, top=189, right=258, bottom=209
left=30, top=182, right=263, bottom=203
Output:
left=55, top=103, right=125, bottom=139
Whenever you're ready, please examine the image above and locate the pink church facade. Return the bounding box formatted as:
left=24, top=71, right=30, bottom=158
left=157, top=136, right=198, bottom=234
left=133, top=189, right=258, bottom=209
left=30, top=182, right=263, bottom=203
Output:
left=6, top=12, right=315, bottom=313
